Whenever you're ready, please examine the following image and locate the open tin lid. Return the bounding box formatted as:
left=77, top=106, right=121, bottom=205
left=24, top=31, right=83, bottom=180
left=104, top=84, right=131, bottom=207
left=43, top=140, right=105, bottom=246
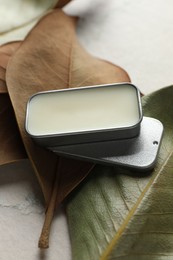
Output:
left=50, top=117, right=163, bottom=171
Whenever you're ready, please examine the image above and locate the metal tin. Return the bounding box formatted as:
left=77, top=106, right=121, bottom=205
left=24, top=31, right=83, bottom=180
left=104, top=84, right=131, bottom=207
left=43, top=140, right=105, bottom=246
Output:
left=51, top=117, right=164, bottom=171
left=25, top=82, right=142, bottom=147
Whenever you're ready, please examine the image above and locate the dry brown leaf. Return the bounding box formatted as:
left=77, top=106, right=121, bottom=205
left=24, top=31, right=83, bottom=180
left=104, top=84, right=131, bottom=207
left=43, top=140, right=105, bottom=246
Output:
left=0, top=94, right=26, bottom=165
left=6, top=8, right=130, bottom=205
left=6, top=9, right=130, bottom=247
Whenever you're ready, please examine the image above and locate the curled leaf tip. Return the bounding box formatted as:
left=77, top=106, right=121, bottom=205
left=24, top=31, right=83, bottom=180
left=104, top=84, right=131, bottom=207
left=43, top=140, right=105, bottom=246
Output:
left=55, top=0, right=72, bottom=8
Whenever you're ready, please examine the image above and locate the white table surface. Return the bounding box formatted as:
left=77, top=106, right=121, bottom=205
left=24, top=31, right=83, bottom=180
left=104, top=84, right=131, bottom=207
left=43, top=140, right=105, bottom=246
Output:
left=1, top=0, right=173, bottom=259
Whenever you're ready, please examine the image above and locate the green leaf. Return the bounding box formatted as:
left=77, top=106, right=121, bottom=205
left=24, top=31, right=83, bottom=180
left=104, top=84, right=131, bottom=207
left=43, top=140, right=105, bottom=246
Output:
left=66, top=86, right=173, bottom=260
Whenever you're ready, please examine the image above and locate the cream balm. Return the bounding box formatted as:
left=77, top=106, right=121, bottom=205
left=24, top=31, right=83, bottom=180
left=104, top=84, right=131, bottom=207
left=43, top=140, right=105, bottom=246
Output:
left=25, top=83, right=142, bottom=146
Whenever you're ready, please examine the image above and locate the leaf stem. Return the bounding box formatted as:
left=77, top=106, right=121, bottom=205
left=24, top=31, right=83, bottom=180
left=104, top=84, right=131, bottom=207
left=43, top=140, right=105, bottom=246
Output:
left=38, top=160, right=60, bottom=249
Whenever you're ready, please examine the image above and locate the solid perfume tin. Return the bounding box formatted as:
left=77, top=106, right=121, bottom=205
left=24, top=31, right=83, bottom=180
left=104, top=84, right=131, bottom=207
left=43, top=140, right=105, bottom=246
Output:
left=25, top=83, right=142, bottom=147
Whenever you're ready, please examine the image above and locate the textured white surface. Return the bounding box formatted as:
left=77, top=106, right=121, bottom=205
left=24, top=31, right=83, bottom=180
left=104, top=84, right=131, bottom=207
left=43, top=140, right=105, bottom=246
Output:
left=65, top=0, right=173, bottom=94
left=1, top=0, right=173, bottom=259
left=0, top=161, right=71, bottom=260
